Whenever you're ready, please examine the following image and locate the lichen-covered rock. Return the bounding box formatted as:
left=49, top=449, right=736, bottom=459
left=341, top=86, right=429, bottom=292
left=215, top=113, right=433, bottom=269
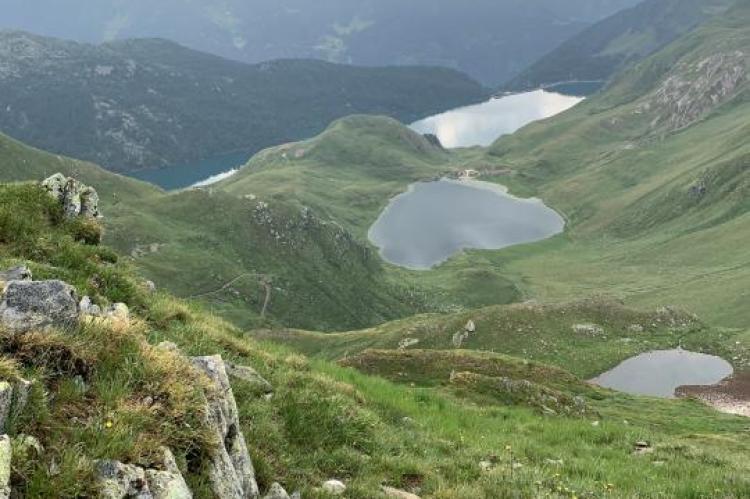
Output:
left=226, top=362, right=273, bottom=396
left=0, top=280, right=79, bottom=334
left=322, top=480, right=346, bottom=495
left=382, top=486, right=421, bottom=499
left=79, top=296, right=102, bottom=317
left=145, top=448, right=192, bottom=499
left=0, top=435, right=10, bottom=499
left=263, top=482, right=290, bottom=499
left=41, top=173, right=66, bottom=201
left=192, top=355, right=259, bottom=499
left=0, top=385, right=10, bottom=435
left=0, top=266, right=32, bottom=288
left=41, top=173, right=100, bottom=219
left=95, top=460, right=152, bottom=499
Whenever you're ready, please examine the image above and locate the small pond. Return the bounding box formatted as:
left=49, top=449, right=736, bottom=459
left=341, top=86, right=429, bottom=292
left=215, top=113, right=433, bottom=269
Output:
left=590, top=348, right=734, bottom=398
left=367, top=178, right=565, bottom=270
left=129, top=151, right=249, bottom=190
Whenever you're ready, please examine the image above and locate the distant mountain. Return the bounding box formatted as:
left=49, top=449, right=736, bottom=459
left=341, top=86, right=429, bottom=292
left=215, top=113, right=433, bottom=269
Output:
left=505, top=0, right=734, bottom=91
left=0, top=0, right=641, bottom=85
left=0, top=31, right=487, bottom=172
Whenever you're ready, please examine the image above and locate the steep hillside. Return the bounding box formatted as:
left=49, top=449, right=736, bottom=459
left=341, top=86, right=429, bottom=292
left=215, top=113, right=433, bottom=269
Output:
left=0, top=31, right=487, bottom=172
left=505, top=0, right=734, bottom=90
left=0, top=0, right=641, bottom=85
left=471, top=0, right=750, bottom=327
left=1, top=187, right=748, bottom=498
left=0, top=133, right=436, bottom=331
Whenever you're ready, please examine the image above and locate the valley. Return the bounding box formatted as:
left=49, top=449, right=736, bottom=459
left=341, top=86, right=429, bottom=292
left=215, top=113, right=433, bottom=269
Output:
left=0, top=1, right=749, bottom=497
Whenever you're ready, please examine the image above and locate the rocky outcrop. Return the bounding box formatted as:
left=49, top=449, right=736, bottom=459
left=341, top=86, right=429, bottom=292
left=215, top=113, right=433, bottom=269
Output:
left=192, top=355, right=259, bottom=499
left=41, top=173, right=100, bottom=219
left=95, top=449, right=192, bottom=499
left=0, top=280, right=79, bottom=334
left=95, top=460, right=152, bottom=499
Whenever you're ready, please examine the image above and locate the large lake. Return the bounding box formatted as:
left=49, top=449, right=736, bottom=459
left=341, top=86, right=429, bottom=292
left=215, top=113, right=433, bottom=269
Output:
left=410, top=89, right=584, bottom=148
left=129, top=151, right=249, bottom=190
left=368, top=179, right=565, bottom=270
left=591, top=349, right=733, bottom=398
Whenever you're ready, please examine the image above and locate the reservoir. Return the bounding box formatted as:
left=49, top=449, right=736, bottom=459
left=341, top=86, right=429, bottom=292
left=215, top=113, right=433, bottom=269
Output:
left=410, top=89, right=583, bottom=148
left=591, top=349, right=734, bottom=398
left=368, top=179, right=565, bottom=270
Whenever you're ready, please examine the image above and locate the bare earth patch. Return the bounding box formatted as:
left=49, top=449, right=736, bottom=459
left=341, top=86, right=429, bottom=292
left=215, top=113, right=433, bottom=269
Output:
left=677, top=372, right=750, bottom=417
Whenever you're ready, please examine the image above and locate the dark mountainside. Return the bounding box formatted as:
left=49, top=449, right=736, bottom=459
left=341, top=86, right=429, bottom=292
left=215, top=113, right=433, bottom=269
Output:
left=0, top=0, right=641, bottom=85
left=506, top=0, right=734, bottom=90
left=0, top=31, right=487, bottom=172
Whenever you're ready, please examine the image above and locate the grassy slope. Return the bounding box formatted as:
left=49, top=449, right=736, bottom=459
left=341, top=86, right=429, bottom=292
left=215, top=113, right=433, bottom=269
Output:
left=0, top=133, right=434, bottom=331
left=2, top=184, right=749, bottom=498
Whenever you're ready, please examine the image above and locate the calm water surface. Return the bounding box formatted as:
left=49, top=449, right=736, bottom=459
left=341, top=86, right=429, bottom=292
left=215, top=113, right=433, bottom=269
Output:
left=591, top=349, right=733, bottom=398
left=129, top=151, right=249, bottom=190
left=410, top=89, right=583, bottom=148
left=368, top=179, right=565, bottom=270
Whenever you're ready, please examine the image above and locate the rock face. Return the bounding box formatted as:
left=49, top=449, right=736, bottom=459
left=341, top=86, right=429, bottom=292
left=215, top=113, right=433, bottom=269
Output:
left=192, top=355, right=259, bottom=499
left=41, top=173, right=100, bottom=219
left=0, top=435, right=10, bottom=499
left=0, top=280, right=79, bottom=334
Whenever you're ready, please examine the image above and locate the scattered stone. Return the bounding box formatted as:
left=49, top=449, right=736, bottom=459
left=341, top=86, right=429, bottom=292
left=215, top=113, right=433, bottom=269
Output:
left=226, top=362, right=273, bottom=396
left=290, top=492, right=301, bottom=499
left=145, top=448, right=192, bottom=499
left=544, top=458, right=564, bottom=466
left=633, top=441, right=654, bottom=455
left=628, top=324, right=645, bottom=333
left=572, top=324, right=604, bottom=336
left=145, top=280, right=157, bottom=293
left=322, top=480, right=346, bottom=496
left=382, top=486, right=421, bottom=499
left=156, top=341, right=181, bottom=353
left=0, top=280, right=79, bottom=334
left=0, top=435, right=10, bottom=499
left=398, top=338, right=420, bottom=350
left=465, top=320, right=476, bottom=333
left=452, top=330, right=469, bottom=348
left=263, top=482, right=290, bottom=499
left=95, top=460, right=152, bottom=499
left=80, top=296, right=102, bottom=317
left=591, top=420, right=600, bottom=427
left=105, top=303, right=130, bottom=321
left=479, top=460, right=494, bottom=472
left=192, top=355, right=259, bottom=499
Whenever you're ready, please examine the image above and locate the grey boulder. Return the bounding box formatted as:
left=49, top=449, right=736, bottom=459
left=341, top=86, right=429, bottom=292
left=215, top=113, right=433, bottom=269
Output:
left=95, top=460, right=152, bottom=499
left=0, top=266, right=32, bottom=286
left=226, top=362, right=273, bottom=396
left=0, top=280, right=79, bottom=334
left=263, top=483, right=290, bottom=499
